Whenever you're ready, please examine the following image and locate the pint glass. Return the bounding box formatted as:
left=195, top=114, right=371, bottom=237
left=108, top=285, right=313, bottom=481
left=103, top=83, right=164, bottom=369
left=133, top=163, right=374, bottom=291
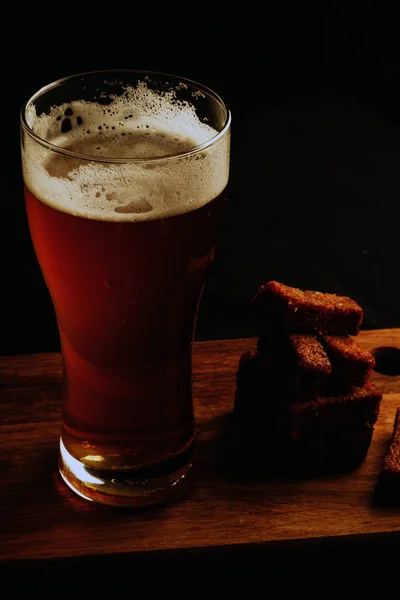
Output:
left=21, top=70, right=231, bottom=507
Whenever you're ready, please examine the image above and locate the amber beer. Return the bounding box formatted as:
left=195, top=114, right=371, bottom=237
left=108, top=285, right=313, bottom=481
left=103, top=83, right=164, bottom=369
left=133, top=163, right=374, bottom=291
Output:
left=21, top=70, right=231, bottom=507
left=24, top=186, right=224, bottom=465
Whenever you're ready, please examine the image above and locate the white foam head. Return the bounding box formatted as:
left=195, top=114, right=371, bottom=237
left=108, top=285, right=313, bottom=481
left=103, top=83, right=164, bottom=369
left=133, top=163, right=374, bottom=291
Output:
left=22, top=79, right=230, bottom=221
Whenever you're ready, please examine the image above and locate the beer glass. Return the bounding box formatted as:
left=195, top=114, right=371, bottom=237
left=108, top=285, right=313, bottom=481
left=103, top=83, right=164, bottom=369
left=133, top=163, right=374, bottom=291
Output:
left=21, top=70, right=231, bottom=507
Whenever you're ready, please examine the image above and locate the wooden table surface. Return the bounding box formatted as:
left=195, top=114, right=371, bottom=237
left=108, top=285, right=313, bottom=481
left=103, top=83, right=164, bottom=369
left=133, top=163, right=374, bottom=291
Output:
left=1, top=328, right=400, bottom=579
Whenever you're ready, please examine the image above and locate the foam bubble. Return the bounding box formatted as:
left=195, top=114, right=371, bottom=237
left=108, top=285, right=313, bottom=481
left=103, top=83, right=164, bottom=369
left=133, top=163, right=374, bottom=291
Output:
left=22, top=81, right=230, bottom=221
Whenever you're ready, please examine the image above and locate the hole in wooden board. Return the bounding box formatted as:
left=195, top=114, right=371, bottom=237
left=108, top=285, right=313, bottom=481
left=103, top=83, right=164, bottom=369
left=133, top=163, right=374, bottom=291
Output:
left=371, top=346, right=400, bottom=376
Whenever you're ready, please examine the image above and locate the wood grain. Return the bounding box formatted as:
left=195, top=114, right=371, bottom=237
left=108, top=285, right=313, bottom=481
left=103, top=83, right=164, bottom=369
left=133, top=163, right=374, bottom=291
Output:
left=0, top=328, right=399, bottom=568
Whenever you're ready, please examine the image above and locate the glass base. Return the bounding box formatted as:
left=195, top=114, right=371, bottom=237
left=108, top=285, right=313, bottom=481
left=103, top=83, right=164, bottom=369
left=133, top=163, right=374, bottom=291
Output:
left=58, top=438, right=194, bottom=508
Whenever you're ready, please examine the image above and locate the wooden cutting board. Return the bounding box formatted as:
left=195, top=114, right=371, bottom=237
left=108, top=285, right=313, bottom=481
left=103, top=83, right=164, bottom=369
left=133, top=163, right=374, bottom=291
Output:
left=1, top=328, right=399, bottom=573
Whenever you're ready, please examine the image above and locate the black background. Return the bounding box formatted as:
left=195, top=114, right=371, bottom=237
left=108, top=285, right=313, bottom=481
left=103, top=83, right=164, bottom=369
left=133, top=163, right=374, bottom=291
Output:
left=3, top=9, right=400, bottom=357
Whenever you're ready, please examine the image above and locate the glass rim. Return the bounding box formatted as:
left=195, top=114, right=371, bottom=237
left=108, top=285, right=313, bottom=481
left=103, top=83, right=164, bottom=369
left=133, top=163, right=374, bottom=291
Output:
left=20, top=68, right=231, bottom=164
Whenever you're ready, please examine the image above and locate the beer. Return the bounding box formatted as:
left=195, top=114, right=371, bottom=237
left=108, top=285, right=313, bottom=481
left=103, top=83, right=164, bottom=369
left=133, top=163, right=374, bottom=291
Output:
left=21, top=71, right=230, bottom=506
left=25, top=183, right=225, bottom=468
